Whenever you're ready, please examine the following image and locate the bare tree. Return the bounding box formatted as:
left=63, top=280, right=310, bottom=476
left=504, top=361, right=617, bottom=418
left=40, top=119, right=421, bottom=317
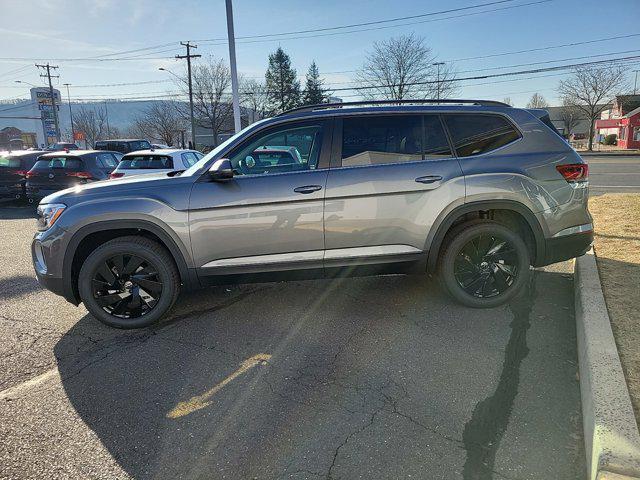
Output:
left=240, top=78, right=269, bottom=124
left=558, top=99, right=581, bottom=137
left=73, top=105, right=108, bottom=147
left=558, top=66, right=628, bottom=150
left=526, top=93, right=549, bottom=109
left=131, top=101, right=188, bottom=146
left=356, top=33, right=457, bottom=100
left=182, top=57, right=234, bottom=147
left=502, top=97, right=514, bottom=106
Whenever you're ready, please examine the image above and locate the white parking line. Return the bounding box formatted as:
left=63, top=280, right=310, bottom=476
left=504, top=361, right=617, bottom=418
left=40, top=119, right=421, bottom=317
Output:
left=0, top=367, right=59, bottom=401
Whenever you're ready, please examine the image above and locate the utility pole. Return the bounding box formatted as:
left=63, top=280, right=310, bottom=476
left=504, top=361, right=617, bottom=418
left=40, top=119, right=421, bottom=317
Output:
left=433, top=62, right=444, bottom=101
left=63, top=83, right=75, bottom=142
left=176, top=41, right=201, bottom=149
left=35, top=63, right=60, bottom=142
left=634, top=70, right=639, bottom=95
left=225, top=0, right=242, bottom=133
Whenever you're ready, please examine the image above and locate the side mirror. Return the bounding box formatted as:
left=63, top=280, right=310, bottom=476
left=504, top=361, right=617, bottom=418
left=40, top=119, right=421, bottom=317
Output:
left=209, top=158, right=234, bottom=181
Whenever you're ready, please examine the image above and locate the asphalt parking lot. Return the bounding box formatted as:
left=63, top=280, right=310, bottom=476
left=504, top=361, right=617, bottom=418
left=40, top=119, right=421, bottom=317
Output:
left=586, top=154, right=640, bottom=194
left=0, top=203, right=585, bottom=479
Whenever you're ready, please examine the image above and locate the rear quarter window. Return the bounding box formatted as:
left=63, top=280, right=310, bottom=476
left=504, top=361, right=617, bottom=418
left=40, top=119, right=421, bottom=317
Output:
left=444, top=114, right=521, bottom=157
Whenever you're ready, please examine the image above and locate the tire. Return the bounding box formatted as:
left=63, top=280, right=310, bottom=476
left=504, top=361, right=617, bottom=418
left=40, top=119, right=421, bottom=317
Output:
left=438, top=222, right=531, bottom=308
left=78, top=236, right=180, bottom=328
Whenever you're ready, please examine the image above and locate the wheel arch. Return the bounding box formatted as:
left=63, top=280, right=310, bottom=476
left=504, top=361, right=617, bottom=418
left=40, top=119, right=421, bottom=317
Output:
left=426, top=200, right=546, bottom=273
left=62, top=220, right=197, bottom=305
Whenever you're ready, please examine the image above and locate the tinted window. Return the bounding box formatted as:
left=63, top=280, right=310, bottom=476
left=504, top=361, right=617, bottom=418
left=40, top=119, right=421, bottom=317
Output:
left=95, top=142, right=108, bottom=150
left=0, top=155, right=20, bottom=168
left=96, top=153, right=118, bottom=169
left=229, top=124, right=323, bottom=176
left=33, top=157, right=82, bottom=170
left=341, top=115, right=451, bottom=167
left=444, top=114, right=520, bottom=157
left=129, top=140, right=151, bottom=151
left=118, top=155, right=174, bottom=169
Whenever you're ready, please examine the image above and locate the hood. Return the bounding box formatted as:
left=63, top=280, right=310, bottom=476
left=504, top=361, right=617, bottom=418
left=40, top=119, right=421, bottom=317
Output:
left=41, top=172, right=193, bottom=206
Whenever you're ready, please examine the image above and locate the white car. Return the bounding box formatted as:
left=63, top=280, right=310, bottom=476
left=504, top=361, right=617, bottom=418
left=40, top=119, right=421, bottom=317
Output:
left=109, top=149, right=204, bottom=179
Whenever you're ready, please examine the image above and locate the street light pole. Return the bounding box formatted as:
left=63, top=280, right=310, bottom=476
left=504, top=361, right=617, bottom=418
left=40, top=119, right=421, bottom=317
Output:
left=433, top=62, right=445, bottom=101
left=225, top=0, right=242, bottom=133
left=634, top=70, right=639, bottom=95
left=63, top=83, right=75, bottom=142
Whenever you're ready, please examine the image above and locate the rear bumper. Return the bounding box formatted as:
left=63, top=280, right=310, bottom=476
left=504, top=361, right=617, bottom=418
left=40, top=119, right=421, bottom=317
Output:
left=539, top=229, right=594, bottom=266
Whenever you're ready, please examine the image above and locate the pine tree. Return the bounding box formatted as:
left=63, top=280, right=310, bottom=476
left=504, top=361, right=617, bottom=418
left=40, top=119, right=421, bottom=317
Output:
left=302, top=61, right=327, bottom=105
left=265, top=47, right=301, bottom=114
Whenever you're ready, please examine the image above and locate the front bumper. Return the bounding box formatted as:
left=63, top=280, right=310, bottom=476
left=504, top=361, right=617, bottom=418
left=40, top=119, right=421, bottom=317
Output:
left=32, top=233, right=78, bottom=305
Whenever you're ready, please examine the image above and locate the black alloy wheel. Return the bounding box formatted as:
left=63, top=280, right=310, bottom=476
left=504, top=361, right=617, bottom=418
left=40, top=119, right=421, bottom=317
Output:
left=439, top=222, right=530, bottom=308
left=78, top=236, right=180, bottom=328
left=453, top=233, right=517, bottom=299
left=92, top=254, right=163, bottom=319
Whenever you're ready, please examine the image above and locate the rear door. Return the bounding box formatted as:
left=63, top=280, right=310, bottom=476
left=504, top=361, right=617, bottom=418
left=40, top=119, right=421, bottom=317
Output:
left=323, top=114, right=465, bottom=269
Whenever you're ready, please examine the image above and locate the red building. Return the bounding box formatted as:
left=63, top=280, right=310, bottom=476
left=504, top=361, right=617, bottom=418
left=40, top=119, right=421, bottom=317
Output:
left=594, top=95, right=640, bottom=149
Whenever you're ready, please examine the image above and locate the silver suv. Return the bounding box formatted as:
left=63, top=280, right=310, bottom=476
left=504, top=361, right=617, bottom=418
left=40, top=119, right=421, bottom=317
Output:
left=32, top=100, right=593, bottom=328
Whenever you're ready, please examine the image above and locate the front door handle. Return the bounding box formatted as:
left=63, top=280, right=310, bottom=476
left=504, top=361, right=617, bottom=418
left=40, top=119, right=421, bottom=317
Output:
left=415, top=175, right=443, bottom=184
left=294, top=185, right=323, bottom=194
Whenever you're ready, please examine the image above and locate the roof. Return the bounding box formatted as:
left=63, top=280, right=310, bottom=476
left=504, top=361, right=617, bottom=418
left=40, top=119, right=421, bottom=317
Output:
left=624, top=106, right=640, bottom=118
left=615, top=95, right=640, bottom=115
left=1, top=150, right=47, bottom=157
left=121, top=149, right=198, bottom=157
left=95, top=139, right=148, bottom=143
left=38, top=149, right=117, bottom=158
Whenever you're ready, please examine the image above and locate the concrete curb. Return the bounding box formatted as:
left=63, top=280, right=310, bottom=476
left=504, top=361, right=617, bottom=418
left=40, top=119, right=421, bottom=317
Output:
left=575, top=249, right=640, bottom=480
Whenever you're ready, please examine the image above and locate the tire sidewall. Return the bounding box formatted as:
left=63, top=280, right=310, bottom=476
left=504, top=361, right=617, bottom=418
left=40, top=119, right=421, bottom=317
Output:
left=78, top=241, right=178, bottom=328
left=440, top=222, right=531, bottom=308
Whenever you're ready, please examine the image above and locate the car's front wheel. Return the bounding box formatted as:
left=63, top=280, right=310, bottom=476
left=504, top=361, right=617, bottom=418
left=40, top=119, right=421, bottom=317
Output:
left=438, top=222, right=531, bottom=308
left=78, top=236, right=180, bottom=328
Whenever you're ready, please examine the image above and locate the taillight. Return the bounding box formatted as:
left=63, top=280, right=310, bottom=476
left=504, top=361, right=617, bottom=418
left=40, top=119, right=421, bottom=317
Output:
left=109, top=172, right=124, bottom=179
left=25, top=171, right=36, bottom=179
left=556, top=163, right=588, bottom=183
left=15, top=170, right=28, bottom=176
left=66, top=171, right=93, bottom=179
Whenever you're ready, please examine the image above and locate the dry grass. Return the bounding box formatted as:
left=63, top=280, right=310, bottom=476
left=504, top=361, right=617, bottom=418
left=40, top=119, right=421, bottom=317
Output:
left=590, top=193, right=640, bottom=420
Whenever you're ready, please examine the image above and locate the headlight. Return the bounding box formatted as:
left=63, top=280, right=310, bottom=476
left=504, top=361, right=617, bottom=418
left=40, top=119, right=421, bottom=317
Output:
left=36, top=203, right=66, bottom=231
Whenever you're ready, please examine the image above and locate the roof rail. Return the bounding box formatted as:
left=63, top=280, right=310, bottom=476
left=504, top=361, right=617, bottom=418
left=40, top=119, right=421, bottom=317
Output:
left=278, top=98, right=511, bottom=116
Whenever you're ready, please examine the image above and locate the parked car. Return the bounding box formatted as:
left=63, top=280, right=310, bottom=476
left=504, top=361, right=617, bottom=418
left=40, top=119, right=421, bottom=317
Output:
left=108, top=149, right=204, bottom=179
left=26, top=150, right=120, bottom=201
left=95, top=139, right=152, bottom=154
left=0, top=150, right=47, bottom=201
left=45, top=142, right=80, bottom=152
left=32, top=99, right=593, bottom=328
left=150, top=143, right=171, bottom=149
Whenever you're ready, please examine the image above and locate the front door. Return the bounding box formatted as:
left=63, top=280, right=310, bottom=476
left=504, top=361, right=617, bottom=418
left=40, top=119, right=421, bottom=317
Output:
left=324, top=114, right=465, bottom=269
left=189, top=119, right=332, bottom=279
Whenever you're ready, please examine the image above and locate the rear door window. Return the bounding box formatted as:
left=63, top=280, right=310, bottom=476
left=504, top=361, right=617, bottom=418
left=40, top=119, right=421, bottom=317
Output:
left=118, top=155, right=174, bottom=169
left=443, top=114, right=521, bottom=157
left=181, top=152, right=199, bottom=167
left=341, top=114, right=451, bottom=167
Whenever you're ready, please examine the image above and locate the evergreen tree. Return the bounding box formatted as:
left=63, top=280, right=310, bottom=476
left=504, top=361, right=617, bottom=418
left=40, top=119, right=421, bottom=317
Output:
left=302, top=61, right=327, bottom=105
left=265, top=47, right=300, bottom=114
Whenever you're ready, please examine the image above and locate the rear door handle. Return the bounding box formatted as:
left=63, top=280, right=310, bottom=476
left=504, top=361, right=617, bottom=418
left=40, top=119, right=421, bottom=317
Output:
left=415, top=175, right=443, bottom=184
left=294, top=185, right=322, bottom=194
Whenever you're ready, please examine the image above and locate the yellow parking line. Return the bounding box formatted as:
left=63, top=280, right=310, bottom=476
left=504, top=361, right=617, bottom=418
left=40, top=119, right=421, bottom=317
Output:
left=166, top=353, right=271, bottom=419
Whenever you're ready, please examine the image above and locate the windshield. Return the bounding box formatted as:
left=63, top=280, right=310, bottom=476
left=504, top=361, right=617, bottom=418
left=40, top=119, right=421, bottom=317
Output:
left=182, top=119, right=270, bottom=176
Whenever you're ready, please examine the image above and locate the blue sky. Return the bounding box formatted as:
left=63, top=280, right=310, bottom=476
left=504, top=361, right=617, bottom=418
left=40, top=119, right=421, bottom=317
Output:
left=0, top=0, right=639, bottom=107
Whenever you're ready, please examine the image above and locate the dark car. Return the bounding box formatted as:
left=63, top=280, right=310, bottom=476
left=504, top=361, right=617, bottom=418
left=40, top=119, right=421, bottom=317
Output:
left=94, top=139, right=151, bottom=154
left=45, top=142, right=80, bottom=152
left=26, top=150, right=120, bottom=201
left=0, top=150, right=47, bottom=201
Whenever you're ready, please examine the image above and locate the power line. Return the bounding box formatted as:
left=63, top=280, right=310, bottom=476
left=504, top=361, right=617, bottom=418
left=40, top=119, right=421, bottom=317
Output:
left=198, top=0, right=525, bottom=42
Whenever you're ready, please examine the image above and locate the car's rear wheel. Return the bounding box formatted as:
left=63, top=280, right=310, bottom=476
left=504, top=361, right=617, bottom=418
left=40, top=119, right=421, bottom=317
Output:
left=78, top=236, right=180, bottom=328
left=438, top=222, right=530, bottom=308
